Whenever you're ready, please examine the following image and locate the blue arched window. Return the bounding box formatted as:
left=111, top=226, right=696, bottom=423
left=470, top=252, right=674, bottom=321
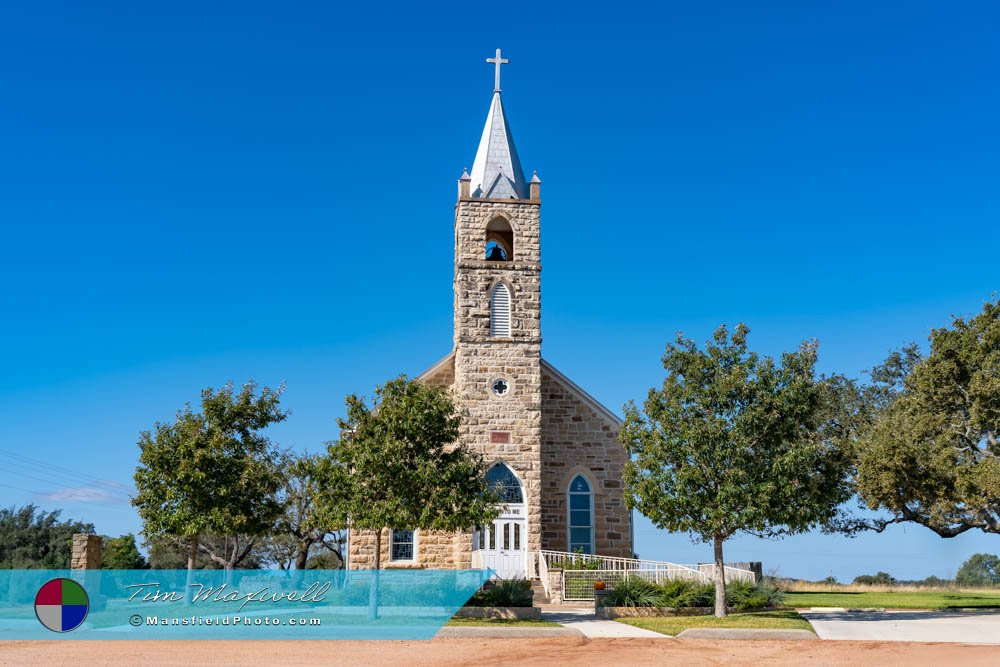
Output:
left=487, top=463, right=523, bottom=504
left=568, top=474, right=594, bottom=554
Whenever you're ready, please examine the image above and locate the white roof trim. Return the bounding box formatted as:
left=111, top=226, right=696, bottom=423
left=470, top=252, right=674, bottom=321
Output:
left=417, top=350, right=455, bottom=382
left=541, top=358, right=623, bottom=427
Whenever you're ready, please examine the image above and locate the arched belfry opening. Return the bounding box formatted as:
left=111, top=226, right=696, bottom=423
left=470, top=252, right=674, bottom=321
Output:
left=485, top=217, right=514, bottom=261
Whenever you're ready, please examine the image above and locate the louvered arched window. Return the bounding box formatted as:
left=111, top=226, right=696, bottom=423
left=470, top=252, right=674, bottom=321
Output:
left=489, top=283, right=511, bottom=337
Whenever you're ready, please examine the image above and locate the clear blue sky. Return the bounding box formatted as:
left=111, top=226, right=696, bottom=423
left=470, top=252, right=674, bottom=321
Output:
left=1, top=1, right=998, bottom=581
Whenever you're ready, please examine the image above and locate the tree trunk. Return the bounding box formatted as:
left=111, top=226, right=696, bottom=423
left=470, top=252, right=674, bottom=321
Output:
left=713, top=534, right=727, bottom=618
left=185, top=536, right=198, bottom=606
left=368, top=529, right=382, bottom=620
left=295, top=542, right=310, bottom=570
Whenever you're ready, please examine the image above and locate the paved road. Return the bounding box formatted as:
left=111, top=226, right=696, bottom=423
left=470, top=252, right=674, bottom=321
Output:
left=801, top=609, right=1000, bottom=644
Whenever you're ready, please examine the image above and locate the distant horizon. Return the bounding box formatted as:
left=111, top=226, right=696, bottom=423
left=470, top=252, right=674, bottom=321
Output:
left=2, top=1, right=999, bottom=581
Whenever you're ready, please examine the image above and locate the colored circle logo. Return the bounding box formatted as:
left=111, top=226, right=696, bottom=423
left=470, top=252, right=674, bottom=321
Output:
left=34, top=578, right=89, bottom=633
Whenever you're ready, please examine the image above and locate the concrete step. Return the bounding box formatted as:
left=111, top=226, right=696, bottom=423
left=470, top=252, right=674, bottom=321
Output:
left=530, top=580, right=551, bottom=605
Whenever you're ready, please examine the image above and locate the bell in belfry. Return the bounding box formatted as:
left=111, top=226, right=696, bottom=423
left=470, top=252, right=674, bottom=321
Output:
left=486, top=245, right=506, bottom=261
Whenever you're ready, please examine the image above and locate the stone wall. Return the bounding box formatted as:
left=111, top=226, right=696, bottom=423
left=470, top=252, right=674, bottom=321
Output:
left=452, top=197, right=543, bottom=555
left=70, top=533, right=102, bottom=570
left=540, top=367, right=633, bottom=558
left=347, top=528, right=473, bottom=570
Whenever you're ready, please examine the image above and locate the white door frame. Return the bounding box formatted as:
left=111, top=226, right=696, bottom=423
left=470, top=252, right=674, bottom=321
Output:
left=474, top=505, right=527, bottom=579
left=474, top=462, right=527, bottom=579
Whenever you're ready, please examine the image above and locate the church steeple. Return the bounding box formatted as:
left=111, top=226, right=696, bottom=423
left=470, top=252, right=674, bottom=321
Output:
left=468, top=49, right=528, bottom=200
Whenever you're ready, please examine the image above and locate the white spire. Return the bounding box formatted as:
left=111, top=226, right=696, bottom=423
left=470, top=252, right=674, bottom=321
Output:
left=469, top=91, right=528, bottom=199
left=468, top=49, right=528, bottom=200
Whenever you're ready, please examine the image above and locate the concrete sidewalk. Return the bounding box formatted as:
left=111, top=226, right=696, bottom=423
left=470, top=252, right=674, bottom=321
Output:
left=801, top=609, right=1000, bottom=644
left=540, top=607, right=665, bottom=638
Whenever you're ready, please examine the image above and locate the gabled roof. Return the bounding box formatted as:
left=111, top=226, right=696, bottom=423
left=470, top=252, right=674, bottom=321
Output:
left=417, top=350, right=455, bottom=384
left=541, top=358, right=623, bottom=427
left=469, top=92, right=528, bottom=199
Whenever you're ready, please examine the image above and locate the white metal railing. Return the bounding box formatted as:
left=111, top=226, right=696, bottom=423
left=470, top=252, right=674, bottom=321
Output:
left=539, top=550, right=703, bottom=576
left=537, top=550, right=756, bottom=601
left=537, top=550, right=551, bottom=599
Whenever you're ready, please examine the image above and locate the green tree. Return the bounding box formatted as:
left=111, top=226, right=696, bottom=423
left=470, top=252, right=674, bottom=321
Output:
left=144, top=535, right=266, bottom=569
left=620, top=325, right=849, bottom=617
left=320, top=376, right=500, bottom=618
left=266, top=452, right=348, bottom=570
left=955, top=553, right=1000, bottom=587
left=324, top=376, right=500, bottom=571
left=102, top=534, right=148, bottom=569
left=132, top=382, right=286, bottom=578
left=0, top=505, right=93, bottom=568
left=850, top=300, right=1000, bottom=538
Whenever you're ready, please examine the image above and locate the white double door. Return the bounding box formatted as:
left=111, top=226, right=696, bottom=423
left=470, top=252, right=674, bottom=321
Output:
left=476, top=513, right=526, bottom=579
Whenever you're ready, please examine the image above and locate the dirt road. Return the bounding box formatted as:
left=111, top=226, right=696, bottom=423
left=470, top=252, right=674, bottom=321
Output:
left=3, top=637, right=998, bottom=666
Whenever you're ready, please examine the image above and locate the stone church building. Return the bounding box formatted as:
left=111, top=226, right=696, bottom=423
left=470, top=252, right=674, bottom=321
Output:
left=347, top=52, right=633, bottom=578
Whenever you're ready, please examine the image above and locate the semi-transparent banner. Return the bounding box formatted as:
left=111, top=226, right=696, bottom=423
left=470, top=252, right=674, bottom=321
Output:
left=0, top=569, right=491, bottom=639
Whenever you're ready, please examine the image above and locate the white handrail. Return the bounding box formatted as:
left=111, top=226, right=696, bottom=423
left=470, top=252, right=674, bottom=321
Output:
left=538, top=549, right=756, bottom=584
left=537, top=550, right=550, bottom=598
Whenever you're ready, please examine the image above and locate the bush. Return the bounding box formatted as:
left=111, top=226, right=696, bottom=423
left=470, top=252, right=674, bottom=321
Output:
left=604, top=577, right=782, bottom=610
left=466, top=578, right=534, bottom=607
left=652, top=579, right=714, bottom=608
left=602, top=577, right=661, bottom=607
left=726, top=581, right=785, bottom=611
left=853, top=571, right=896, bottom=585
left=548, top=548, right=607, bottom=571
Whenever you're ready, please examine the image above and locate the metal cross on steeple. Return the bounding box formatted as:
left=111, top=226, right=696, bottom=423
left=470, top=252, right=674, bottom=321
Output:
left=486, top=48, right=508, bottom=93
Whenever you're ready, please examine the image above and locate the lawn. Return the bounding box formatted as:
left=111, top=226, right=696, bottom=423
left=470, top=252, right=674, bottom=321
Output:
left=446, top=617, right=560, bottom=627
left=785, top=590, right=1000, bottom=610
left=616, top=610, right=813, bottom=636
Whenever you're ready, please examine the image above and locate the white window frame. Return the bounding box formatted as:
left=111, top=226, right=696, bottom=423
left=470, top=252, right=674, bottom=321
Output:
left=389, top=528, right=418, bottom=563
left=567, top=474, right=595, bottom=554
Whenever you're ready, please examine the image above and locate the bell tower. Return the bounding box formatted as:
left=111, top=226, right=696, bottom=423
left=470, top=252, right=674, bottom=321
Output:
left=453, top=49, right=545, bottom=557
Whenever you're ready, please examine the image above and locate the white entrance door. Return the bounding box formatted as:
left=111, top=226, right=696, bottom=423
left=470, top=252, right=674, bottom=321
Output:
left=476, top=517, right=525, bottom=579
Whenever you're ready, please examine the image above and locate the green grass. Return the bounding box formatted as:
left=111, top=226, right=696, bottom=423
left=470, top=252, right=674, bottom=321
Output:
left=617, top=610, right=814, bottom=637
left=446, top=617, right=560, bottom=626
left=785, top=590, right=1000, bottom=610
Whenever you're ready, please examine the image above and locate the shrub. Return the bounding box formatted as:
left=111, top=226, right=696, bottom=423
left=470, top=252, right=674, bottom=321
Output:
left=603, top=577, right=661, bottom=607
left=653, top=579, right=713, bottom=607
left=466, top=578, right=534, bottom=607
left=726, top=581, right=784, bottom=611
left=670, top=582, right=715, bottom=608
left=853, top=571, right=896, bottom=585
left=549, top=548, right=606, bottom=571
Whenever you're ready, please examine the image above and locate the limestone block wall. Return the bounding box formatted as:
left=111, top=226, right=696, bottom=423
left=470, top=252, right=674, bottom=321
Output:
left=70, top=534, right=102, bottom=570
left=451, top=197, right=544, bottom=555
left=453, top=199, right=541, bottom=346
left=347, top=528, right=473, bottom=569
left=539, top=369, right=633, bottom=558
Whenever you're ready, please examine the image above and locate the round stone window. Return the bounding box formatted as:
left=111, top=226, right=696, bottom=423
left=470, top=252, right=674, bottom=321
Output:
left=491, top=378, right=510, bottom=397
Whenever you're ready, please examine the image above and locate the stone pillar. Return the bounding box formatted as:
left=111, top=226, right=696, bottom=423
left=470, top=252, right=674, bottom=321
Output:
left=71, top=533, right=106, bottom=610
left=71, top=534, right=102, bottom=570
left=547, top=568, right=563, bottom=605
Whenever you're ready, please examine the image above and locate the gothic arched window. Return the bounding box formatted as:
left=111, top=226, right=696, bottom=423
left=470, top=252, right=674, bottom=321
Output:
left=489, top=283, right=511, bottom=337
left=568, top=474, right=594, bottom=554
left=487, top=463, right=523, bottom=505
